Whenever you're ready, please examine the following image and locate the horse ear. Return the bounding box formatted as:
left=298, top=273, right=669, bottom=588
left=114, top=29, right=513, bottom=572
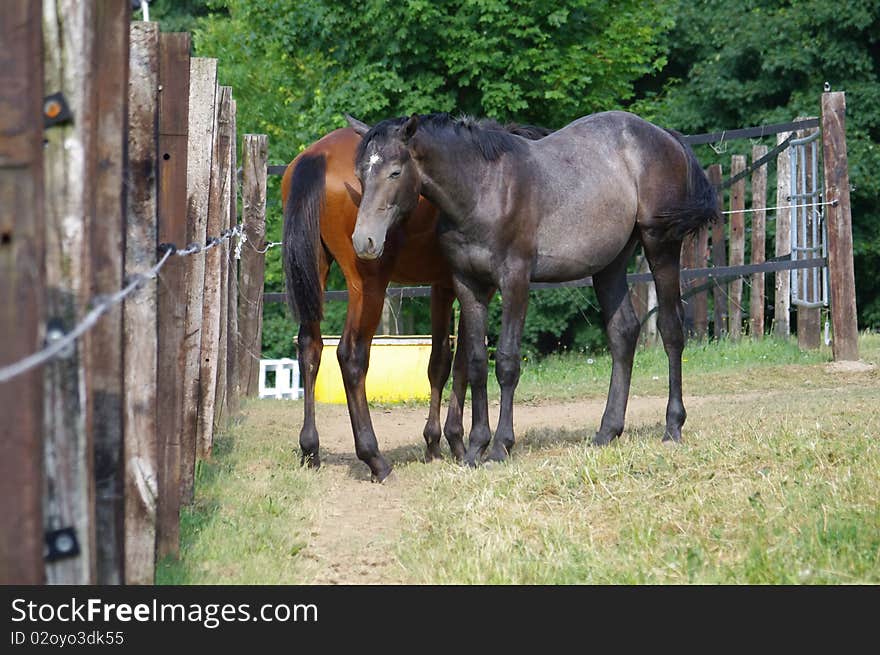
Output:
left=345, top=113, right=371, bottom=137
left=401, top=113, right=419, bottom=143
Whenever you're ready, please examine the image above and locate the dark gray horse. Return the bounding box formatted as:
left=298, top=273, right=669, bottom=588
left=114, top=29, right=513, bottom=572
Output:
left=346, top=111, right=719, bottom=467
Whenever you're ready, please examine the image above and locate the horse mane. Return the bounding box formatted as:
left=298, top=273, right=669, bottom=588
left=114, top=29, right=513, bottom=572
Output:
left=356, top=113, right=550, bottom=164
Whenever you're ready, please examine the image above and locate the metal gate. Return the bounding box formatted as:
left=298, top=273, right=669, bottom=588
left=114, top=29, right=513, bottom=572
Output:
left=789, top=129, right=828, bottom=308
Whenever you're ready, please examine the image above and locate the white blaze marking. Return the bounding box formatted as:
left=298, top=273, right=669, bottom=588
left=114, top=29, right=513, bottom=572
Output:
left=367, top=152, right=381, bottom=173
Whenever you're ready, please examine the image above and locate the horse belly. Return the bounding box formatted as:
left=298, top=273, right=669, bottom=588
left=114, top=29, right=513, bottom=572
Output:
left=531, top=207, right=636, bottom=282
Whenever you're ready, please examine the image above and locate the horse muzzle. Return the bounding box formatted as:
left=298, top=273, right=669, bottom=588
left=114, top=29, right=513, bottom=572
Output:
left=352, top=227, right=385, bottom=261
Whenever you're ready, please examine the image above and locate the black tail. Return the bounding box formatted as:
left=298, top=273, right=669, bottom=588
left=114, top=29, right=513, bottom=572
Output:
left=658, top=129, right=721, bottom=241
left=283, top=153, right=327, bottom=323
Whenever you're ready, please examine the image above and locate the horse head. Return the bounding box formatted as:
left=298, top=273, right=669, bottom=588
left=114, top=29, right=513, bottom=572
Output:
left=347, top=113, right=422, bottom=261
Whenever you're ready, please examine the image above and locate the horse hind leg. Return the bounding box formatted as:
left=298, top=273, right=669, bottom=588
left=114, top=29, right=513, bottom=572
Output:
left=443, top=307, right=468, bottom=462
left=592, top=248, right=641, bottom=446
left=641, top=234, right=687, bottom=442
left=298, top=321, right=323, bottom=467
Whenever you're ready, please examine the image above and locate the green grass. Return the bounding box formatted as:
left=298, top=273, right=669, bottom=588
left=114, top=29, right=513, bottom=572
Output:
left=155, top=410, right=318, bottom=584
left=396, top=383, right=880, bottom=583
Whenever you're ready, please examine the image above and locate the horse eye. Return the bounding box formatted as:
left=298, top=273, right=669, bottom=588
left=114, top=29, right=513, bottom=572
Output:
left=389, top=170, right=401, bottom=179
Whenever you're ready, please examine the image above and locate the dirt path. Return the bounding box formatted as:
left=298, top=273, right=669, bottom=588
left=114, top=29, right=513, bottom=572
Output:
left=296, top=392, right=733, bottom=584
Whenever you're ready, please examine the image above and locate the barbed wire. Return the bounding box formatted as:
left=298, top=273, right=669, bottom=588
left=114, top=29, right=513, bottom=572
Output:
left=0, top=224, right=247, bottom=384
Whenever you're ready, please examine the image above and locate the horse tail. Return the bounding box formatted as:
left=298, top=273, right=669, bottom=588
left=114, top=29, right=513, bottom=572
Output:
left=283, top=153, right=327, bottom=323
left=657, top=129, right=720, bottom=241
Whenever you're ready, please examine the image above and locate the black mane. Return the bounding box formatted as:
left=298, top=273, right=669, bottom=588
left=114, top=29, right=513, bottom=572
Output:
left=356, top=113, right=550, bottom=163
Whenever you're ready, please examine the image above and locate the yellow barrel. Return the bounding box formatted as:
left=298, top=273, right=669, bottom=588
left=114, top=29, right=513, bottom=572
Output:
left=311, top=335, right=436, bottom=404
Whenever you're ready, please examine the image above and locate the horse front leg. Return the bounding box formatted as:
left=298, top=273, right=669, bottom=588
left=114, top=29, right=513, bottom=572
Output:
left=443, top=306, right=468, bottom=462
left=454, top=276, right=494, bottom=467
left=423, top=284, right=455, bottom=461
left=486, top=269, right=530, bottom=462
left=337, top=279, right=394, bottom=482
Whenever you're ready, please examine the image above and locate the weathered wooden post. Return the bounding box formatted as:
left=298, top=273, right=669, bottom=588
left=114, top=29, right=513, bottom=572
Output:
left=707, top=164, right=726, bottom=339
left=0, top=0, right=45, bottom=584
left=728, top=155, right=746, bottom=341
left=680, top=234, right=696, bottom=336
left=774, top=132, right=792, bottom=338
left=41, top=0, right=97, bottom=584
left=180, top=58, right=218, bottom=504
left=821, top=92, right=859, bottom=361
left=123, top=21, right=161, bottom=585
left=155, top=32, right=191, bottom=560
left=227, top=103, right=241, bottom=414
left=692, top=202, right=710, bottom=340
left=238, top=135, right=269, bottom=396
left=749, top=145, right=768, bottom=338
left=197, top=86, right=233, bottom=459
left=88, top=0, right=130, bottom=585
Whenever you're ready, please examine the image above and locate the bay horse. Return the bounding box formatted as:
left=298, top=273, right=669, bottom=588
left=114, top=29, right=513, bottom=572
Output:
left=281, top=123, right=548, bottom=481
left=347, top=111, right=719, bottom=467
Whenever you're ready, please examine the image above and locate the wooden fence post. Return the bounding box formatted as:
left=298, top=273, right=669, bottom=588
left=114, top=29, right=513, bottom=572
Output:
left=180, top=58, right=218, bottom=505
left=41, top=0, right=97, bottom=584
left=156, top=32, right=191, bottom=560
left=123, top=21, right=160, bottom=585
left=0, top=0, right=45, bottom=584
left=227, top=103, right=241, bottom=414
left=796, top=119, right=822, bottom=350
left=774, top=132, right=792, bottom=338
left=238, top=135, right=269, bottom=396
left=680, top=235, right=696, bottom=336
left=821, top=92, right=860, bottom=361
left=693, top=215, right=710, bottom=340
left=214, top=97, right=237, bottom=425
left=707, top=164, right=726, bottom=339
left=728, top=155, right=746, bottom=341
left=749, top=145, right=768, bottom=338
left=197, top=86, right=233, bottom=459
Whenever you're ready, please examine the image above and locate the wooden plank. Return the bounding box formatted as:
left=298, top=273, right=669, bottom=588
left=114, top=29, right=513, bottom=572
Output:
left=821, top=92, right=859, bottom=361
left=180, top=58, right=217, bottom=505
left=123, top=21, right=160, bottom=585
left=155, top=32, right=191, bottom=560
left=774, top=131, right=792, bottom=337
left=238, top=134, right=269, bottom=396
left=680, top=234, right=696, bottom=336
left=0, top=0, right=45, bottom=584
left=227, top=101, right=241, bottom=414
left=214, top=97, right=236, bottom=426
left=727, top=155, right=746, bottom=341
left=796, top=118, right=821, bottom=351
left=707, top=164, right=726, bottom=339
left=749, top=145, right=767, bottom=338
left=692, top=204, right=710, bottom=340
left=197, top=86, right=233, bottom=459
left=88, top=0, right=130, bottom=585
left=41, top=0, right=96, bottom=585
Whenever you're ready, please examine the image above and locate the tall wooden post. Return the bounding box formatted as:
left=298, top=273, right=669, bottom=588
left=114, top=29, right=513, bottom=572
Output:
left=197, top=86, right=233, bottom=459
left=0, top=0, right=45, bottom=584
left=707, top=164, right=726, bottom=339
left=42, top=0, right=96, bottom=584
left=227, top=102, right=241, bottom=414
left=123, top=21, right=160, bottom=585
left=728, top=155, right=746, bottom=341
left=155, top=32, right=191, bottom=560
left=821, top=92, right=859, bottom=361
left=680, top=235, right=696, bottom=336
left=774, top=132, right=792, bottom=338
left=88, top=0, right=130, bottom=585
left=180, top=58, right=218, bottom=505
left=238, top=135, right=269, bottom=396
left=749, top=145, right=767, bottom=338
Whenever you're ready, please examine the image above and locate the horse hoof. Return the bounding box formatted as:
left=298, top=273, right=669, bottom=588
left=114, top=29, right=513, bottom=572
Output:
left=372, top=469, right=397, bottom=485
left=300, top=453, right=321, bottom=469
left=485, top=444, right=509, bottom=463
left=662, top=434, right=683, bottom=445
left=591, top=433, right=614, bottom=447
left=425, top=445, right=443, bottom=463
